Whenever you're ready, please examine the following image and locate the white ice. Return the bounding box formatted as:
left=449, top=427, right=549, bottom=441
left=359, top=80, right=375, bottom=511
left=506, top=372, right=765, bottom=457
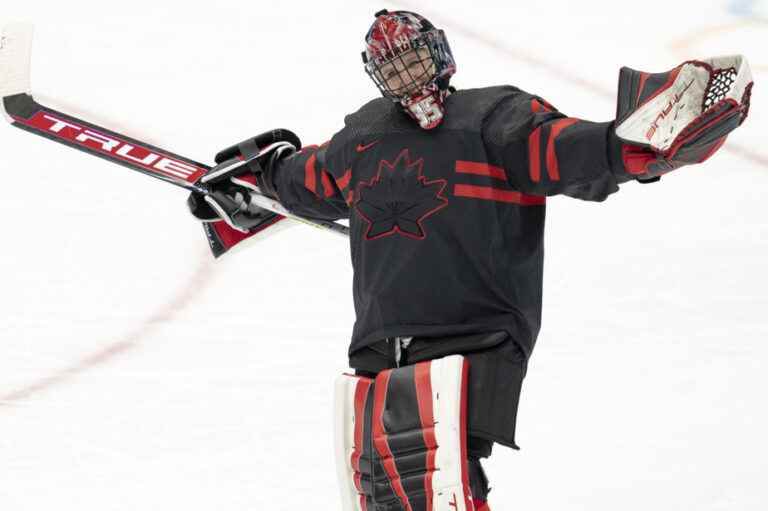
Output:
left=0, top=1, right=766, bottom=510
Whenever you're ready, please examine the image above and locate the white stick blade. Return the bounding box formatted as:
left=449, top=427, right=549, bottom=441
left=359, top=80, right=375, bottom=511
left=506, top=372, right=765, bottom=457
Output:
left=0, top=22, right=34, bottom=120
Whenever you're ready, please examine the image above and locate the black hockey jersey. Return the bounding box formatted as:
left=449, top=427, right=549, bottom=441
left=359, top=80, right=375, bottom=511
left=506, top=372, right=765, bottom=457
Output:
left=269, top=85, right=633, bottom=363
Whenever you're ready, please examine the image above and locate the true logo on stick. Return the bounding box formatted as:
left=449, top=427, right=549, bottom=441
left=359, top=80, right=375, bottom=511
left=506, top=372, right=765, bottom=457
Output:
left=16, top=111, right=206, bottom=182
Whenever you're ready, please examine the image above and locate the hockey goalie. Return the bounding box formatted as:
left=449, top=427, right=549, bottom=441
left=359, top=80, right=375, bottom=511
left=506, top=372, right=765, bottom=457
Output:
left=0, top=8, right=754, bottom=511
left=183, top=9, right=753, bottom=511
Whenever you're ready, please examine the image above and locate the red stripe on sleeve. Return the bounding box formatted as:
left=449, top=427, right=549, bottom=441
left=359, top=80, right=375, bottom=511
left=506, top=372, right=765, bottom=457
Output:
left=454, top=184, right=545, bottom=205
left=414, top=362, right=437, bottom=511
left=304, top=152, right=318, bottom=195
left=299, top=140, right=331, bottom=154
left=532, top=98, right=554, bottom=113
left=528, top=126, right=543, bottom=183
left=321, top=170, right=334, bottom=198
left=336, top=169, right=352, bottom=190
left=455, top=161, right=507, bottom=180
left=300, top=144, right=319, bottom=153
left=545, top=118, right=580, bottom=181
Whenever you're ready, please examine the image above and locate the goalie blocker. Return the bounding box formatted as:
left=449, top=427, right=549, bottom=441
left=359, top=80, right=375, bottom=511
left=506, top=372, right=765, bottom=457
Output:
left=335, top=356, right=489, bottom=511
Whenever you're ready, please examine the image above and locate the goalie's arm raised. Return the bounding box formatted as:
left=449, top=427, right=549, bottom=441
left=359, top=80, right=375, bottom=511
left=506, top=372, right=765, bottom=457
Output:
left=615, top=55, right=752, bottom=176
left=484, top=56, right=752, bottom=202
left=187, top=130, right=350, bottom=237
left=482, top=93, right=631, bottom=202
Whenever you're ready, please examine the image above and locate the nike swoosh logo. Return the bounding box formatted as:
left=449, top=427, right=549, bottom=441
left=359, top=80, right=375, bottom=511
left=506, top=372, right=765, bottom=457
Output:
left=356, top=140, right=380, bottom=153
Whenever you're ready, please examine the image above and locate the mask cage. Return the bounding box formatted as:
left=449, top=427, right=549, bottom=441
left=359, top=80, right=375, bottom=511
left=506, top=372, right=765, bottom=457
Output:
left=363, top=29, right=456, bottom=102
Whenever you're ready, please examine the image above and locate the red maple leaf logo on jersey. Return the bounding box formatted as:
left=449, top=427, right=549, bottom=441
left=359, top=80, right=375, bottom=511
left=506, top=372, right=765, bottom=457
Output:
left=354, top=149, right=448, bottom=240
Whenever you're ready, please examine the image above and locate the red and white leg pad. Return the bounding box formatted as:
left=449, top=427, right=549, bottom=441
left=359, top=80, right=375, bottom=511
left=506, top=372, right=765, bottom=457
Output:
left=334, top=355, right=475, bottom=511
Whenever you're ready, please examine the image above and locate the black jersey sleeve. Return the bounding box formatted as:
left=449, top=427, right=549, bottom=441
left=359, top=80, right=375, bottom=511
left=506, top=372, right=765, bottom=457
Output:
left=268, top=134, right=352, bottom=221
left=482, top=93, right=633, bottom=202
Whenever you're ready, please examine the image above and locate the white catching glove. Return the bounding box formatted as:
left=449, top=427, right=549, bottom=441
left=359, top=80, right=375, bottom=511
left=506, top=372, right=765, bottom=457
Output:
left=615, top=55, right=753, bottom=178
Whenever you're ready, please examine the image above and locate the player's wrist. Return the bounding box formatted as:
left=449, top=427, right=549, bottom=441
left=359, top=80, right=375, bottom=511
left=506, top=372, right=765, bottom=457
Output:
left=210, top=130, right=301, bottom=200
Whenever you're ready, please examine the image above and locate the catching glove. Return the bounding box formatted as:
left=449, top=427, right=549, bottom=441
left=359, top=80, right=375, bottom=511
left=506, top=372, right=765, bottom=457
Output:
left=615, top=55, right=752, bottom=181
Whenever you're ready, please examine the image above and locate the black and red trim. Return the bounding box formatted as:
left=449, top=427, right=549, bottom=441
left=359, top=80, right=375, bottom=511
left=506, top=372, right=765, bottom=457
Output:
left=617, top=65, right=684, bottom=125
left=530, top=97, right=554, bottom=114
left=351, top=376, right=374, bottom=511
left=527, top=117, right=582, bottom=185
left=545, top=118, right=580, bottom=181
left=621, top=144, right=656, bottom=175
left=359, top=359, right=476, bottom=511
left=355, top=149, right=449, bottom=241
left=336, top=168, right=353, bottom=191
left=304, top=152, right=319, bottom=195
left=457, top=358, right=474, bottom=511
left=663, top=98, right=741, bottom=160
left=528, top=125, right=544, bottom=182
left=454, top=160, right=545, bottom=206
left=528, top=117, right=580, bottom=183
left=372, top=369, right=414, bottom=511
left=454, top=184, right=545, bottom=205
left=455, top=160, right=507, bottom=180
left=204, top=215, right=286, bottom=258
left=300, top=141, right=332, bottom=198
left=413, top=363, right=437, bottom=511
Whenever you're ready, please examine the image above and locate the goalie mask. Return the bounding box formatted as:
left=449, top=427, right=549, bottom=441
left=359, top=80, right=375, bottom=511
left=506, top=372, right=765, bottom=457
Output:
left=362, top=9, right=456, bottom=130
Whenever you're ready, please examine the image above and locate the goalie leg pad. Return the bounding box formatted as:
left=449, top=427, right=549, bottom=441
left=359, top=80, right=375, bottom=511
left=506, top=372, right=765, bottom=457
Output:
left=335, top=356, right=476, bottom=511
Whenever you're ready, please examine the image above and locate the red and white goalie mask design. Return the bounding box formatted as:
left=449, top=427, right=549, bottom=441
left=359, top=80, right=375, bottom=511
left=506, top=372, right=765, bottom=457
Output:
left=362, top=10, right=456, bottom=130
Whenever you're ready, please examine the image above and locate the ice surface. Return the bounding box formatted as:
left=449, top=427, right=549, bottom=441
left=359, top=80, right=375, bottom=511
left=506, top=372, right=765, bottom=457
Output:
left=0, top=1, right=766, bottom=510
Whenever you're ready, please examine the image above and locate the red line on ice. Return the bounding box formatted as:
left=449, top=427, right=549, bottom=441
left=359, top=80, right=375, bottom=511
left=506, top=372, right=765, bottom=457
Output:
left=0, top=256, right=213, bottom=406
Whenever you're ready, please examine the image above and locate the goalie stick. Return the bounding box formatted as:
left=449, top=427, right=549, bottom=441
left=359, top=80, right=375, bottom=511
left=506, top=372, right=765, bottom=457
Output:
left=0, top=23, right=349, bottom=258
